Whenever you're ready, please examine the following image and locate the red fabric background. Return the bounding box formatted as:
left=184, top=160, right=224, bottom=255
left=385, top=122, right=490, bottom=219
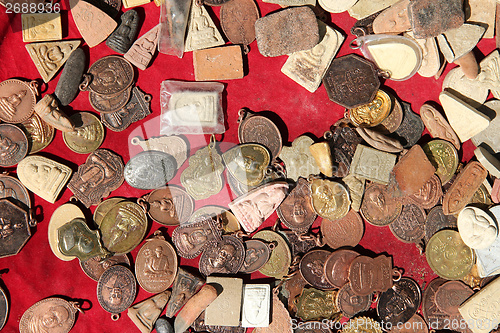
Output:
left=0, top=0, right=490, bottom=331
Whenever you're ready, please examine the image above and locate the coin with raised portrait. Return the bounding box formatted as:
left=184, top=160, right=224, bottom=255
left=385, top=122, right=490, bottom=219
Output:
left=336, top=283, right=372, bottom=318
left=93, top=197, right=128, bottom=227
left=97, top=265, right=137, bottom=318
left=310, top=179, right=350, bottom=221
left=89, top=85, right=132, bottom=114
left=80, top=254, right=130, bottom=281
left=422, top=139, right=459, bottom=185
left=348, top=90, right=392, bottom=127
left=0, top=124, right=28, bottom=167
left=223, top=143, right=270, bottom=187
left=62, top=112, right=105, bottom=154
left=252, top=230, right=291, bottom=279
left=83, top=55, right=134, bottom=95
left=146, top=186, right=194, bottom=226
left=171, top=216, right=222, bottom=259
left=377, top=277, right=421, bottom=326
left=295, top=287, right=339, bottom=321
left=189, top=205, right=240, bottom=233
left=324, top=249, right=359, bottom=289
left=239, top=239, right=272, bottom=274
left=199, top=235, right=245, bottom=276
left=361, top=183, right=402, bottom=226
left=299, top=249, right=336, bottom=290
left=0, top=198, right=35, bottom=258
left=277, top=177, right=317, bottom=233
left=19, top=297, right=80, bottom=333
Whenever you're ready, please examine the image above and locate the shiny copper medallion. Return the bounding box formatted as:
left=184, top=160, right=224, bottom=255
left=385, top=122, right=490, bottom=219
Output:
left=376, top=277, right=421, bottom=326
left=324, top=249, right=359, bottom=289
left=0, top=124, right=29, bottom=167
left=135, top=231, right=178, bottom=293
left=336, top=283, right=372, bottom=318
left=239, top=239, right=272, bottom=274
left=389, top=204, right=426, bottom=243
left=82, top=55, right=134, bottom=96
left=421, top=278, right=448, bottom=330
left=97, top=265, right=137, bottom=317
left=321, top=210, right=364, bottom=249
left=68, top=149, right=125, bottom=207
left=199, top=235, right=245, bottom=276
left=171, top=216, right=222, bottom=259
left=19, top=297, right=80, bottom=333
left=299, top=249, right=336, bottom=290
left=80, top=254, right=130, bottom=281
left=361, top=183, right=402, bottom=226
left=165, top=267, right=204, bottom=317
left=145, top=186, right=194, bottom=226
left=101, top=87, right=152, bottom=132
left=89, top=85, right=132, bottom=114
left=434, top=280, right=473, bottom=316
left=0, top=79, right=37, bottom=123
left=277, top=177, right=317, bottom=233
left=349, top=255, right=394, bottom=296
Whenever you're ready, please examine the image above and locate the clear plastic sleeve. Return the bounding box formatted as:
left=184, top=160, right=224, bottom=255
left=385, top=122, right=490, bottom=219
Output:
left=158, top=0, right=192, bottom=58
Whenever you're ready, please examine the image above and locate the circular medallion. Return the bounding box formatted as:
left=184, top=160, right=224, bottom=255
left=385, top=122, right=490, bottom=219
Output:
left=424, top=205, right=457, bottom=243
left=199, top=235, right=245, bottom=276
left=87, top=55, right=134, bottom=96
left=100, top=201, right=148, bottom=254
left=310, top=179, right=350, bottom=221
left=324, top=249, right=359, bottom=289
left=361, top=183, right=402, bottom=226
left=124, top=151, right=177, bottom=190
left=19, top=297, right=78, bottom=333
left=421, top=278, right=447, bottom=330
left=299, top=249, right=336, bottom=290
left=349, top=90, right=392, bottom=127
left=389, top=204, right=426, bottom=243
left=377, top=277, right=421, bottom=326
left=80, top=254, right=130, bottom=281
left=239, top=239, right=271, bottom=273
left=0, top=79, right=36, bottom=123
left=321, top=210, right=364, bottom=248
left=19, top=112, right=55, bottom=154
left=434, top=280, right=473, bottom=317
left=135, top=236, right=178, bottom=293
left=0, top=174, right=31, bottom=208
left=422, top=139, right=459, bottom=184
left=426, top=230, right=474, bottom=280
left=238, top=113, right=282, bottom=161
left=189, top=205, right=240, bottom=233
left=253, top=230, right=292, bottom=279
left=97, top=265, right=137, bottom=315
left=0, top=124, right=28, bottom=167
left=62, top=112, right=105, bottom=154
left=336, top=283, right=372, bottom=318
left=146, top=186, right=194, bottom=226
left=93, top=197, right=128, bottom=227
left=89, top=85, right=132, bottom=114
left=48, top=203, right=86, bottom=261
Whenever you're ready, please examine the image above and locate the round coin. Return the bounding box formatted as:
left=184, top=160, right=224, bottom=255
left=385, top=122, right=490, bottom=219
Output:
left=19, top=112, right=55, bottom=154
left=135, top=235, right=178, bottom=293
left=408, top=174, right=442, bottom=209
left=124, top=151, right=177, bottom=190
left=324, top=249, right=359, bottom=289
left=424, top=205, right=457, bottom=243
left=19, top=297, right=78, bottom=333
left=239, top=239, right=272, bottom=273
left=62, top=112, right=105, bottom=154
left=299, top=249, right=336, bottom=290
left=253, top=230, right=292, bottom=279
left=100, top=201, right=148, bottom=254
left=93, top=197, right=127, bottom=227
left=89, top=85, right=132, bottom=114
left=426, top=230, right=474, bottom=280
left=146, top=186, right=194, bottom=226
left=0, top=173, right=31, bottom=208
left=336, top=283, right=372, bottom=318
left=220, top=0, right=259, bottom=46
left=421, top=278, right=447, bottom=330
left=422, top=139, right=459, bottom=184
left=97, top=265, right=137, bottom=315
left=389, top=204, right=426, bottom=243
left=349, top=90, right=392, bottom=127
left=311, top=179, right=350, bottom=221
left=238, top=112, right=282, bottom=161
left=377, top=277, right=421, bottom=326
left=199, top=235, right=245, bottom=276
left=87, top=55, right=134, bottom=95
left=0, top=124, right=28, bottom=167
left=80, top=254, right=130, bottom=281
left=434, top=280, right=473, bottom=317
left=361, top=183, right=402, bottom=226
left=0, top=79, right=36, bottom=123
left=321, top=210, right=364, bottom=248
left=189, top=205, right=240, bottom=233
left=388, top=314, right=429, bottom=333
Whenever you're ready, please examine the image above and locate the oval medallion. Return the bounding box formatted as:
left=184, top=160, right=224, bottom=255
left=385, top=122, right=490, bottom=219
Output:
left=124, top=151, right=177, bottom=190
left=146, top=186, right=194, bottom=226
left=80, top=254, right=130, bottom=281
left=310, top=179, right=350, bottom=221
left=239, top=239, right=272, bottom=274
left=0, top=123, right=28, bottom=167
left=97, top=265, right=137, bottom=315
left=220, top=0, right=259, bottom=46
left=238, top=110, right=282, bottom=161
left=19, top=297, right=78, bottom=333
left=86, top=55, right=134, bottom=95
left=0, top=287, right=7, bottom=330
left=276, top=177, right=317, bottom=233
left=62, top=112, right=105, bottom=154
left=299, top=249, right=336, bottom=290
left=199, top=235, right=245, bottom=276
left=252, top=230, right=291, bottom=279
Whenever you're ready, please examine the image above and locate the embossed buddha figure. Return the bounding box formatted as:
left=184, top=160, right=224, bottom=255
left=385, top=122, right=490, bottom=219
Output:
left=144, top=246, right=173, bottom=278
left=306, top=259, right=329, bottom=284
left=34, top=94, right=74, bottom=132
left=314, top=183, right=340, bottom=216
left=368, top=187, right=389, bottom=216
left=108, top=10, right=139, bottom=54
left=129, top=28, right=159, bottom=66
left=180, top=227, right=212, bottom=250
left=106, top=276, right=131, bottom=306
left=0, top=90, right=26, bottom=120
left=0, top=134, right=19, bottom=160
left=25, top=162, right=67, bottom=193
left=28, top=305, right=70, bottom=333
left=478, top=54, right=500, bottom=89
left=240, top=188, right=283, bottom=223
left=243, top=247, right=265, bottom=268
left=133, top=293, right=170, bottom=329
left=191, top=5, right=218, bottom=46
left=207, top=243, right=236, bottom=273
left=151, top=198, right=177, bottom=217
left=40, top=45, right=64, bottom=71
left=300, top=289, right=336, bottom=319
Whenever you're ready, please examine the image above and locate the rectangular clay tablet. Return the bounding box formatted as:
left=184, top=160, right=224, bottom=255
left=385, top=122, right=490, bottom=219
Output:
left=193, top=45, right=244, bottom=81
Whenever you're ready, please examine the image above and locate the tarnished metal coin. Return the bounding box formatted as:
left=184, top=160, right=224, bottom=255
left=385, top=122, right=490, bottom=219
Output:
left=321, top=210, right=364, bottom=249
left=89, top=85, right=132, bottom=114
left=99, top=201, right=148, bottom=254
left=0, top=124, right=28, bottom=167
left=237, top=109, right=282, bottom=161
left=171, top=216, right=222, bottom=259
left=68, top=149, right=125, bottom=208
left=80, top=254, right=130, bottom=281
left=62, top=112, right=105, bottom=154
left=97, top=265, right=137, bottom=316
left=324, top=249, right=359, bottom=289
left=0, top=199, right=33, bottom=258
left=146, top=186, right=194, bottom=226
left=311, top=179, right=350, bottom=221
left=223, top=143, right=270, bottom=187
left=348, top=90, right=392, bottom=128
left=84, top=55, right=134, bottom=95
left=19, top=112, right=55, bottom=154
left=349, top=255, right=394, bottom=296
left=392, top=101, right=424, bottom=148
left=189, top=205, right=240, bottom=234
left=421, top=278, right=447, bottom=330
left=253, top=230, right=291, bottom=279
left=377, top=277, right=421, bottom=326
left=220, top=0, right=259, bottom=46
left=434, top=280, right=473, bottom=316
left=422, top=139, right=459, bottom=185
left=389, top=204, right=426, bottom=243
left=277, top=177, right=316, bottom=233
left=19, top=297, right=79, bottom=333
left=424, top=205, right=457, bottom=243
left=336, top=283, right=372, bottom=318
left=375, top=95, right=404, bottom=134
left=199, top=235, right=245, bottom=276
left=426, top=230, right=474, bottom=280
left=124, top=151, right=177, bottom=190
left=93, top=197, right=128, bottom=227
left=131, top=135, right=189, bottom=168
left=0, top=79, right=37, bottom=123
left=135, top=232, right=178, bottom=293
left=0, top=173, right=31, bottom=209
left=361, top=183, right=402, bottom=226
left=408, top=174, right=442, bottom=209
left=239, top=239, right=272, bottom=274
left=101, top=87, right=152, bottom=132
left=0, top=287, right=7, bottom=330
left=299, top=249, right=336, bottom=290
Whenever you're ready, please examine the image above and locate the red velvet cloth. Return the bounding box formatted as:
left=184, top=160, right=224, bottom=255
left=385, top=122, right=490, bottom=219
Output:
left=0, top=1, right=491, bottom=331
